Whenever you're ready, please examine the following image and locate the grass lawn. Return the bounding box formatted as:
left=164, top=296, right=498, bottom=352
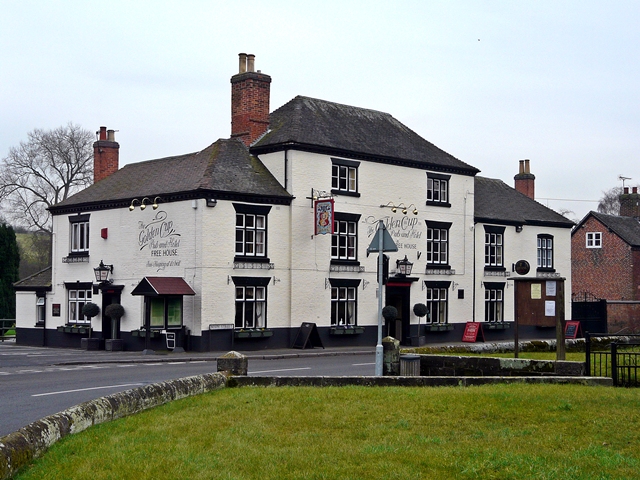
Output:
left=15, top=384, right=640, bottom=480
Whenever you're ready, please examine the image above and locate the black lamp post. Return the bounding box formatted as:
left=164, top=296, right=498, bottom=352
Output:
left=396, top=255, right=413, bottom=276
left=93, top=260, right=113, bottom=284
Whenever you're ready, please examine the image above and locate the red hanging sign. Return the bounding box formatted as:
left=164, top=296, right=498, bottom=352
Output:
left=314, top=199, right=334, bottom=235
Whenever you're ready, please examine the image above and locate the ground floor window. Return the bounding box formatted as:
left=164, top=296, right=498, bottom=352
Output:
left=149, top=296, right=183, bottom=329
left=66, top=283, right=93, bottom=324
left=484, top=283, right=504, bottom=322
left=232, top=276, right=271, bottom=329
left=36, top=295, right=46, bottom=325
left=425, top=281, right=450, bottom=324
left=329, top=279, right=361, bottom=326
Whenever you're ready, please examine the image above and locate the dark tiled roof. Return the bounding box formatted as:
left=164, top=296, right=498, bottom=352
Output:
left=13, top=266, right=52, bottom=291
left=51, top=139, right=291, bottom=212
left=252, top=96, right=480, bottom=175
left=578, top=211, right=640, bottom=246
left=474, top=176, right=574, bottom=228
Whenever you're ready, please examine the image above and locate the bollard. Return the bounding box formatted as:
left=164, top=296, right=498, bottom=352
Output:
left=217, top=351, right=248, bottom=375
left=382, top=336, right=400, bottom=376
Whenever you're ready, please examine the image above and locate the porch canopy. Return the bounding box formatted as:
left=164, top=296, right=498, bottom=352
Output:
left=131, top=276, right=196, bottom=296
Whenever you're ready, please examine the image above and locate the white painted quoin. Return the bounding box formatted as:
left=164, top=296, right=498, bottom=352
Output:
left=13, top=55, right=574, bottom=351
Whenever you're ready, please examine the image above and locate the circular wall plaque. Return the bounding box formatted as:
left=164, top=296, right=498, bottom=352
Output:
left=515, top=260, right=530, bottom=275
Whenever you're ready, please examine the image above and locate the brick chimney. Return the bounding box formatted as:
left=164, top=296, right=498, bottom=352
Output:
left=231, top=53, right=271, bottom=147
left=93, top=126, right=119, bottom=183
left=620, top=186, right=640, bottom=218
left=514, top=159, right=535, bottom=200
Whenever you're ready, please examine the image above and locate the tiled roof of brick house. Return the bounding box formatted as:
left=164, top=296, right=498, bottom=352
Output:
left=575, top=211, right=640, bottom=246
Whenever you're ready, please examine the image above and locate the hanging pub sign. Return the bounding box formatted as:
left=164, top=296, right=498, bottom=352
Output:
left=314, top=199, right=334, bottom=235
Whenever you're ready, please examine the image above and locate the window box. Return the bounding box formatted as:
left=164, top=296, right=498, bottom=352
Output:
left=131, top=329, right=161, bottom=338
left=234, top=329, right=273, bottom=339
left=484, top=322, right=511, bottom=330
left=329, top=326, right=365, bottom=335
left=58, top=325, right=91, bottom=335
left=424, top=323, right=454, bottom=332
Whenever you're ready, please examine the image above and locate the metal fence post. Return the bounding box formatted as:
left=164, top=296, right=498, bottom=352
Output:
left=611, top=342, right=618, bottom=387
left=585, top=331, right=591, bottom=376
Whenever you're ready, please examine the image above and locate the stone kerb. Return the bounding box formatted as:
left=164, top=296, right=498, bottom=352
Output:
left=0, top=373, right=227, bottom=480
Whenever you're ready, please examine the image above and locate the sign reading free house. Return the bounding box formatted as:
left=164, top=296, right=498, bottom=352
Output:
left=138, top=211, right=182, bottom=271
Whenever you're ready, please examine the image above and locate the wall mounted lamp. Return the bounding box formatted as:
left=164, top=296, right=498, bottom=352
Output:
left=129, top=196, right=162, bottom=211
left=396, top=255, right=413, bottom=276
left=93, top=260, right=113, bottom=284
left=380, top=202, right=418, bottom=215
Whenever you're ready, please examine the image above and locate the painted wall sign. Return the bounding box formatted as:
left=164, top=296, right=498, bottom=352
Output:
left=365, top=215, right=422, bottom=250
left=314, top=199, right=334, bottom=235
left=138, top=211, right=183, bottom=271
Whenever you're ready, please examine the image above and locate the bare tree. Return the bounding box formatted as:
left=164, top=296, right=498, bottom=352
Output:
left=0, top=123, right=94, bottom=233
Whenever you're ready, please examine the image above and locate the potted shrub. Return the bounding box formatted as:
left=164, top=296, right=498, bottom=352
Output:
left=382, top=305, right=398, bottom=338
left=80, top=302, right=101, bottom=350
left=412, top=303, right=428, bottom=346
left=104, top=303, right=125, bottom=351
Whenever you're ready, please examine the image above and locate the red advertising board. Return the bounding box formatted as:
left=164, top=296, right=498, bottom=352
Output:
left=462, top=322, right=485, bottom=343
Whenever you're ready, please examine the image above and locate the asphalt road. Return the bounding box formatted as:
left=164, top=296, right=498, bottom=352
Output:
left=0, top=342, right=375, bottom=437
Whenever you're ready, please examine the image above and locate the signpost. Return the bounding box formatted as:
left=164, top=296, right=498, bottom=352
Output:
left=367, top=220, right=398, bottom=376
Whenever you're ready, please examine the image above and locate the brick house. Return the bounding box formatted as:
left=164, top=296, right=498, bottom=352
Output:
left=571, top=187, right=640, bottom=333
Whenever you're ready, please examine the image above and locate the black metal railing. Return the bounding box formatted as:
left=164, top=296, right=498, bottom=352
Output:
left=0, top=319, right=16, bottom=342
left=586, top=333, right=640, bottom=387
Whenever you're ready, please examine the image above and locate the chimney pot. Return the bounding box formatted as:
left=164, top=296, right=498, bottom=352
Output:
left=519, top=159, right=525, bottom=174
left=99, top=126, right=107, bottom=141
left=247, top=54, right=255, bottom=72
left=634, top=187, right=638, bottom=194
left=238, top=53, right=247, bottom=73
left=107, top=129, right=115, bottom=141
left=625, top=187, right=630, bottom=194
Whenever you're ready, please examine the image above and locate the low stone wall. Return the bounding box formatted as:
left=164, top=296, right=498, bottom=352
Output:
left=419, top=355, right=585, bottom=377
left=0, top=373, right=227, bottom=480
left=229, top=375, right=610, bottom=388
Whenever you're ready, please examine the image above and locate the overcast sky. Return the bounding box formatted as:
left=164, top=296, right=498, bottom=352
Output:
left=2, top=0, right=639, bottom=222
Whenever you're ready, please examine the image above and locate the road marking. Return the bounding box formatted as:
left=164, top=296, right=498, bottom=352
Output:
left=168, top=362, right=186, bottom=365
left=32, top=383, right=144, bottom=397
left=250, top=367, right=311, bottom=374
left=352, top=362, right=376, bottom=366
left=17, top=369, right=42, bottom=374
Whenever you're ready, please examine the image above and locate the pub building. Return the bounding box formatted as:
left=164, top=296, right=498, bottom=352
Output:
left=13, top=54, right=574, bottom=352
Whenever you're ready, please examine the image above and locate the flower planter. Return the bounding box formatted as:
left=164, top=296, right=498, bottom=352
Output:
left=131, top=329, right=161, bottom=338
left=329, top=327, right=365, bottom=335
left=425, top=324, right=454, bottom=332
left=81, top=337, right=101, bottom=350
left=484, top=322, right=511, bottom=330
left=235, top=329, right=273, bottom=339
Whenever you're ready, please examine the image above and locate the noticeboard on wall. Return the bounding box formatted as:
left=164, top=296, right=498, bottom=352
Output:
left=513, top=278, right=564, bottom=327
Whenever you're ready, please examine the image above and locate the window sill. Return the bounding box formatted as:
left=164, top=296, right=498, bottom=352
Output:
left=331, top=189, right=360, bottom=198
left=329, top=326, right=364, bottom=335
left=536, top=268, right=556, bottom=273
left=484, top=266, right=506, bottom=272
left=424, top=324, right=454, bottom=332
left=426, top=201, right=451, bottom=208
left=234, top=329, right=273, bottom=339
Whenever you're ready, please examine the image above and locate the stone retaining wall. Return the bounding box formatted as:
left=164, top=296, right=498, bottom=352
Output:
left=419, top=355, right=585, bottom=377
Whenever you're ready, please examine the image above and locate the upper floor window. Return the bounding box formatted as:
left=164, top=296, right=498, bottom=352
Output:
left=69, top=214, right=90, bottom=255
left=331, top=158, right=360, bottom=196
left=331, top=212, right=361, bottom=263
left=66, top=282, right=93, bottom=324
left=484, top=226, right=505, bottom=269
left=586, top=232, right=602, bottom=248
left=537, top=234, right=554, bottom=270
left=234, top=204, right=271, bottom=261
left=36, top=296, right=46, bottom=326
left=426, top=221, right=451, bottom=267
left=426, top=172, right=451, bottom=207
